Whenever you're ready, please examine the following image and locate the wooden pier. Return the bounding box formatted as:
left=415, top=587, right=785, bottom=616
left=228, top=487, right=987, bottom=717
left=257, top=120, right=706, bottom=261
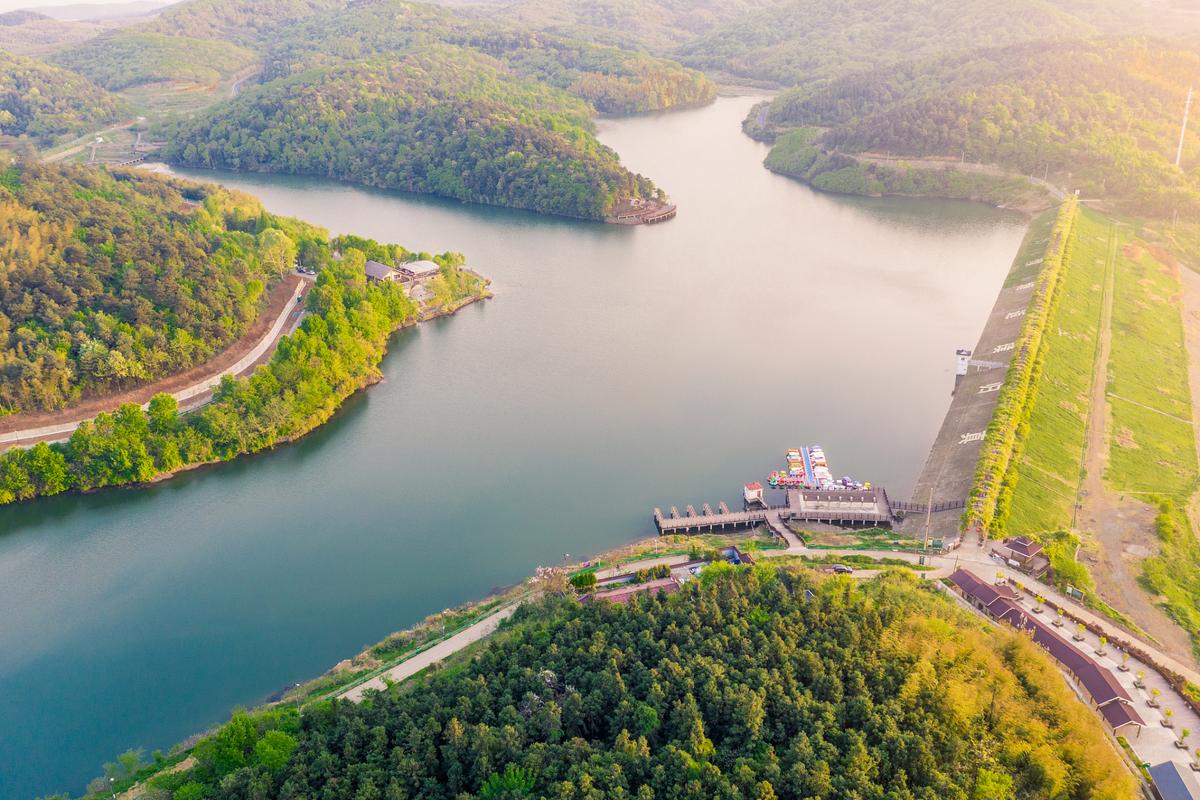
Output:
left=654, top=486, right=898, bottom=535
left=607, top=201, right=677, bottom=225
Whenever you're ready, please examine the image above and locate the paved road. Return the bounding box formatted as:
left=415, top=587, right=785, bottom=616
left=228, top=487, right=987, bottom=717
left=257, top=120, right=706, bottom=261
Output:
left=334, top=526, right=1200, bottom=743
left=762, top=538, right=1200, bottom=684
left=340, top=605, right=519, bottom=702
left=42, top=120, right=137, bottom=164
left=229, top=68, right=260, bottom=98
left=0, top=277, right=310, bottom=449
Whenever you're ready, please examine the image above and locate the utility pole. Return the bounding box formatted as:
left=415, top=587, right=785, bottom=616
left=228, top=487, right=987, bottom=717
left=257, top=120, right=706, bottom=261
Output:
left=1177, top=86, right=1193, bottom=169
left=922, top=486, right=933, bottom=552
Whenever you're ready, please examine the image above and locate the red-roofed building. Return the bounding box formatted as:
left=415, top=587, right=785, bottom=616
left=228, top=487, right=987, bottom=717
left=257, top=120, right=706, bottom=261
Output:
left=948, top=569, right=1141, bottom=736
left=1000, top=536, right=1051, bottom=578
left=744, top=482, right=764, bottom=505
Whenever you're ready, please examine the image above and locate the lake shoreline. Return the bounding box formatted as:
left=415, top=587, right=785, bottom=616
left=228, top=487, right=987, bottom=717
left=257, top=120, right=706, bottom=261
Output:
left=3, top=96, right=1032, bottom=799
left=0, top=286, right=492, bottom=507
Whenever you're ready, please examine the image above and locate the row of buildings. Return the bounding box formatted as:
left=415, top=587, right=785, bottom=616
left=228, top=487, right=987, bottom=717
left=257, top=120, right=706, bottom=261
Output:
left=949, top=568, right=1144, bottom=734
left=949, top=568, right=1200, bottom=800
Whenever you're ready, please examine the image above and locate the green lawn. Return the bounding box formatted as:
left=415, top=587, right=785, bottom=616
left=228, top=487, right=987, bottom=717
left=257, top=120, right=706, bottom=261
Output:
left=1107, top=237, right=1197, bottom=494
left=1007, top=208, right=1108, bottom=534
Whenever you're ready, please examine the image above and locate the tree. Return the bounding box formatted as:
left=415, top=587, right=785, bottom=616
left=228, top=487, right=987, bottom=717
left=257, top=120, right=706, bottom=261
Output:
left=147, top=394, right=180, bottom=435
left=254, top=729, right=297, bottom=773
left=258, top=228, right=297, bottom=276
left=569, top=571, right=597, bottom=592
left=973, top=768, right=1014, bottom=800
left=479, top=764, right=536, bottom=799
left=117, top=748, right=145, bottom=778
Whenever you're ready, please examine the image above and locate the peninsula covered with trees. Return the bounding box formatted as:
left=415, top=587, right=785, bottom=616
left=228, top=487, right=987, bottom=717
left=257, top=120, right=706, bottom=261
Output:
left=99, top=568, right=1137, bottom=800
left=164, top=46, right=665, bottom=220
left=0, top=159, right=300, bottom=414
left=0, top=159, right=487, bottom=505
left=747, top=38, right=1200, bottom=216
left=10, top=0, right=711, bottom=221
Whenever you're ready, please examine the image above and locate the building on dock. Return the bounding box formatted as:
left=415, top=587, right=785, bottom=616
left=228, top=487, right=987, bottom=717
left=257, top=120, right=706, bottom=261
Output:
left=743, top=482, right=764, bottom=506
left=606, top=198, right=677, bottom=225
left=654, top=486, right=894, bottom=536
left=396, top=260, right=442, bottom=280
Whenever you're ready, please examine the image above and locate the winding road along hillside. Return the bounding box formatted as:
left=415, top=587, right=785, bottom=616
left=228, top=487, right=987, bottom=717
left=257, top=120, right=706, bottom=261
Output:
left=0, top=274, right=311, bottom=451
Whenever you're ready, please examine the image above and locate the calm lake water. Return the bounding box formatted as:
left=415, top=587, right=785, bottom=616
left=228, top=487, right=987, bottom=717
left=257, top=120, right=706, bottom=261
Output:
left=0, top=96, right=1026, bottom=797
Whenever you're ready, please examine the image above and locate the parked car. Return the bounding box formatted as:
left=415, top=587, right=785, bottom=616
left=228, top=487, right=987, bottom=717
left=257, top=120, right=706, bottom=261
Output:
left=831, top=564, right=854, bottom=575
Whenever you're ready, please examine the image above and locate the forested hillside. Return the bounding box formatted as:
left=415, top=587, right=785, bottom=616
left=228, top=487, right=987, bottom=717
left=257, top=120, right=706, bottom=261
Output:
left=116, top=568, right=1136, bottom=800
left=0, top=160, right=301, bottom=413
left=51, top=31, right=257, bottom=90
left=463, top=0, right=1196, bottom=86
left=675, top=0, right=1089, bottom=84
left=0, top=158, right=487, bottom=503
left=752, top=38, right=1200, bottom=217
left=259, top=0, right=714, bottom=114
left=164, top=47, right=663, bottom=220
left=0, top=51, right=128, bottom=146
left=0, top=9, right=136, bottom=57
left=494, top=0, right=775, bottom=51
left=143, top=0, right=345, bottom=45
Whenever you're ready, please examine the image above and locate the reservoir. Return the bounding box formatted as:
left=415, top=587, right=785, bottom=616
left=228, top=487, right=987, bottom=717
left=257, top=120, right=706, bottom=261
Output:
left=0, top=96, right=1026, bottom=797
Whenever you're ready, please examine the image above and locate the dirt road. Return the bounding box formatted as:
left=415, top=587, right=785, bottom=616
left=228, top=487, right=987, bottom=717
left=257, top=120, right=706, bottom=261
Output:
left=1071, top=223, right=1196, bottom=664
left=0, top=275, right=309, bottom=450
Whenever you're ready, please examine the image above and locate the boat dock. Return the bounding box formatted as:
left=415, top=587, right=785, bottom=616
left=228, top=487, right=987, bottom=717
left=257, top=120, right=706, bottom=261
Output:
left=607, top=199, right=677, bottom=225
left=654, top=487, right=905, bottom=534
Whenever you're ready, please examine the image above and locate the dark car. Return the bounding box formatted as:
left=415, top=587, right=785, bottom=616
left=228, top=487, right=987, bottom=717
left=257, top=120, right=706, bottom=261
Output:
left=830, top=564, right=854, bottom=575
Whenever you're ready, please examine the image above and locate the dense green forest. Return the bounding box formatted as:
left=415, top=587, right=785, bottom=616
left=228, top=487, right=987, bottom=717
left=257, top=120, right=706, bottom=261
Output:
left=105, top=568, right=1136, bottom=800
left=0, top=160, right=302, bottom=414
left=51, top=31, right=256, bottom=90
left=0, top=185, right=484, bottom=504
left=164, top=47, right=663, bottom=220
left=259, top=0, right=714, bottom=114
left=0, top=51, right=127, bottom=145
left=143, top=0, right=344, bottom=45
left=752, top=38, right=1200, bottom=217
left=675, top=0, right=1089, bottom=84
left=496, top=0, right=775, bottom=52
left=471, top=0, right=1197, bottom=85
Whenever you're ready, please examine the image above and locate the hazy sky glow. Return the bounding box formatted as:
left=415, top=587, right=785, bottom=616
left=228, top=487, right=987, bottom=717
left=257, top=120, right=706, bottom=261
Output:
left=2, top=0, right=157, bottom=12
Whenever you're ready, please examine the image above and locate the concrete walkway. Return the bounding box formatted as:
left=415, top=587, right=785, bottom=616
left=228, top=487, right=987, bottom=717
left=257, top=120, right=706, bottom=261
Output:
left=339, top=605, right=518, bottom=702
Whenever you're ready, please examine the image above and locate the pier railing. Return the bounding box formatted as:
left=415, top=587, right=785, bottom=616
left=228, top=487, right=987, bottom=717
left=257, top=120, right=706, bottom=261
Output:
left=891, top=500, right=967, bottom=514
left=654, top=492, right=966, bottom=535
